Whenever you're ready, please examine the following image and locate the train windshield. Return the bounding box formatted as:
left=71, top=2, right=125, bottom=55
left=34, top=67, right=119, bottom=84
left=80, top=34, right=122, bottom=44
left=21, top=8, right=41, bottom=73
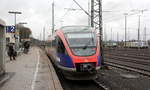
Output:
left=65, top=32, right=97, bottom=56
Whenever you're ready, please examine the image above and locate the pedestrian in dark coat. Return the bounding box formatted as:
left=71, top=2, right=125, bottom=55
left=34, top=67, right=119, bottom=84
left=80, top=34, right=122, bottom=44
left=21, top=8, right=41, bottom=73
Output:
left=23, top=41, right=30, bottom=54
left=7, top=43, right=16, bottom=60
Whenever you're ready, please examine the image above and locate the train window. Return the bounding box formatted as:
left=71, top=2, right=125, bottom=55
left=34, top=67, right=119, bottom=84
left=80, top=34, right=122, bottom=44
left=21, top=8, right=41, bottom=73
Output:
left=65, top=32, right=97, bottom=56
left=55, top=36, right=68, bottom=55
left=57, top=37, right=65, bottom=54
left=66, top=32, right=96, bottom=48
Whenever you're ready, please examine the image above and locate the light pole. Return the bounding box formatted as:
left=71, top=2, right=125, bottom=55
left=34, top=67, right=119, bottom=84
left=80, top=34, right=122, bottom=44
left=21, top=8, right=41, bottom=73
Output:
left=117, top=32, right=119, bottom=43
left=131, top=9, right=147, bottom=49
left=52, top=0, right=55, bottom=35
left=137, top=15, right=141, bottom=49
left=144, top=26, right=147, bottom=41
left=88, top=0, right=90, bottom=26
left=43, top=27, right=46, bottom=48
left=111, top=28, right=112, bottom=44
left=124, top=13, right=128, bottom=48
left=8, top=11, right=22, bottom=50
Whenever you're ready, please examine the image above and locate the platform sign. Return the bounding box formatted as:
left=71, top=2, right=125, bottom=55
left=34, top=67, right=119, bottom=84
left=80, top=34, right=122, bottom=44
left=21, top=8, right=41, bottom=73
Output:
left=6, top=26, right=15, bottom=33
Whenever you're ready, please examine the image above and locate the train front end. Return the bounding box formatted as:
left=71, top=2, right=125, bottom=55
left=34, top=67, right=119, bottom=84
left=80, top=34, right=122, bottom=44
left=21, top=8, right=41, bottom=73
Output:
left=58, top=27, right=101, bottom=80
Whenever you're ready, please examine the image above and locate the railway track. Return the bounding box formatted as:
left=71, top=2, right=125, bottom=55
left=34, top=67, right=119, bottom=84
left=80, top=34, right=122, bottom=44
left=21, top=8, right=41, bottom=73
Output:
left=105, top=55, right=150, bottom=66
left=106, top=53, right=150, bottom=60
left=104, top=55, right=150, bottom=77
left=56, top=66, right=107, bottom=90
left=104, top=48, right=150, bottom=77
left=93, top=79, right=109, bottom=90
left=106, top=52, right=150, bottom=57
left=105, top=48, right=150, bottom=57
left=48, top=56, right=106, bottom=90
left=106, top=48, right=150, bottom=52
left=55, top=68, right=106, bottom=90
left=105, top=60, right=150, bottom=77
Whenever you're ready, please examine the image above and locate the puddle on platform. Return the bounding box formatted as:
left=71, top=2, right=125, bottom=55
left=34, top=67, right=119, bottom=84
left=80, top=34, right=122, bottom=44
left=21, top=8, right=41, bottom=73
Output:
left=120, top=73, right=139, bottom=79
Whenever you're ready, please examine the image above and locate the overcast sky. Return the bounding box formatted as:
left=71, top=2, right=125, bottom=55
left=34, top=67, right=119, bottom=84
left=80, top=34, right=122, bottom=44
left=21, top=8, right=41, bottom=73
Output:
left=0, top=0, right=150, bottom=41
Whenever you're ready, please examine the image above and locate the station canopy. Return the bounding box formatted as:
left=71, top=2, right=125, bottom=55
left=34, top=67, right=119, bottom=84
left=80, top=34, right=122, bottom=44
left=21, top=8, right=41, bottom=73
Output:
left=0, top=18, right=6, bottom=26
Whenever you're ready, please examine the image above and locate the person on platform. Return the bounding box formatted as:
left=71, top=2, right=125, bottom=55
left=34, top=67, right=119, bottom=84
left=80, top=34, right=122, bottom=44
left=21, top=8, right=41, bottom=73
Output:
left=23, top=41, right=30, bottom=54
left=7, top=43, right=16, bottom=60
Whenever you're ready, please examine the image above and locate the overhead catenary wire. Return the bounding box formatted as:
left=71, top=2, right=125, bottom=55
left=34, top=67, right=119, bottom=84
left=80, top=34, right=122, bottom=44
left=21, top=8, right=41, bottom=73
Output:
left=103, top=9, right=150, bottom=22
left=61, top=2, right=74, bottom=19
left=103, top=11, right=142, bottom=22
left=72, top=0, right=90, bottom=16
left=72, top=0, right=99, bottom=26
left=72, top=0, right=142, bottom=26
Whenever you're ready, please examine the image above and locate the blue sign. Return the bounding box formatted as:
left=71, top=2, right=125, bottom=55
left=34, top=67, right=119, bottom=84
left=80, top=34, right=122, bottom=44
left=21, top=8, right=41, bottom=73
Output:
left=6, top=26, right=15, bottom=33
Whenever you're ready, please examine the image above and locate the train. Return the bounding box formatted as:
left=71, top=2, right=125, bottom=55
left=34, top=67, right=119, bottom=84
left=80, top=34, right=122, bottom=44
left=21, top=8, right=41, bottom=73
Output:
left=104, top=41, right=149, bottom=48
left=125, top=41, right=149, bottom=48
left=46, top=26, right=101, bottom=80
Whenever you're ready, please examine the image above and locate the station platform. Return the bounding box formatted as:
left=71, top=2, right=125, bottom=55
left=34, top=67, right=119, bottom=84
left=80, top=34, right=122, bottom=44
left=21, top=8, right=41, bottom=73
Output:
left=0, top=47, right=63, bottom=90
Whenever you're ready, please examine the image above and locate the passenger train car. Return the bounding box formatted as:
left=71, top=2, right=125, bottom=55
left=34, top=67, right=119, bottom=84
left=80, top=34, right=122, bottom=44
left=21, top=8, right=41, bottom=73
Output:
left=125, top=41, right=149, bottom=48
left=46, top=26, right=101, bottom=80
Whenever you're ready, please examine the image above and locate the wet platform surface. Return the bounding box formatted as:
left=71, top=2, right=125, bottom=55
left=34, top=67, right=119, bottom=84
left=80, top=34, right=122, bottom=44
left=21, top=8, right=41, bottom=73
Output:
left=0, top=47, right=63, bottom=90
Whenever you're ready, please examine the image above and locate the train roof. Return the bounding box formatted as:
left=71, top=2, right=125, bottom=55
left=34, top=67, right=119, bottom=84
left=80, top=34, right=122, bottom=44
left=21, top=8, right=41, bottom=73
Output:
left=60, top=26, right=94, bottom=33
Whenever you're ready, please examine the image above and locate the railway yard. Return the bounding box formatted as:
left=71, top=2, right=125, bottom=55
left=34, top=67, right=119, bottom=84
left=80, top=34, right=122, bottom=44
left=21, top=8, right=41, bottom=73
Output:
left=48, top=48, right=150, bottom=90
left=105, top=48, right=150, bottom=76
left=101, top=48, right=150, bottom=90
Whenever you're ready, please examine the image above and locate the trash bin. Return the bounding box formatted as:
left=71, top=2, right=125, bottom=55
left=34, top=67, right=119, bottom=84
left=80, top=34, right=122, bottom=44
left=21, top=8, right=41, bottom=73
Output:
left=0, top=18, right=6, bottom=75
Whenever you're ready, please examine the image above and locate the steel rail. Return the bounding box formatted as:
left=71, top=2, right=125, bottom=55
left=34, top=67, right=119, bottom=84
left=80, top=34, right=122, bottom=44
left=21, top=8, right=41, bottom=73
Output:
left=105, top=56, right=150, bottom=66
left=93, top=79, right=109, bottom=90
left=105, top=61, right=150, bottom=77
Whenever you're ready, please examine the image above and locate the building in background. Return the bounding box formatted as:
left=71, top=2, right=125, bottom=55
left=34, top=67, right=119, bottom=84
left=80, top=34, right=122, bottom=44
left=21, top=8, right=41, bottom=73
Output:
left=17, top=24, right=32, bottom=43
